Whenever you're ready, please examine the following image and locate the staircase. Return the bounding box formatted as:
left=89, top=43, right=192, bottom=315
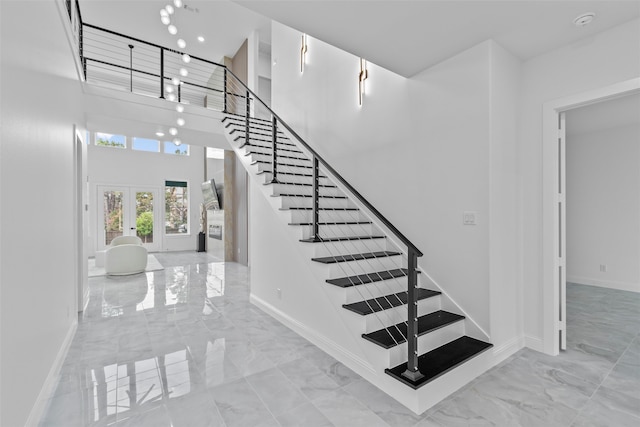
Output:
left=220, top=112, right=493, bottom=391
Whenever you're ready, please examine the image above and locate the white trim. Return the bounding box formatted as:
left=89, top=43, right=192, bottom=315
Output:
left=524, top=334, right=544, bottom=352
left=567, top=277, right=640, bottom=294
left=250, top=293, right=376, bottom=375
left=25, top=320, right=78, bottom=427
left=492, top=336, right=524, bottom=364
left=541, top=77, right=640, bottom=356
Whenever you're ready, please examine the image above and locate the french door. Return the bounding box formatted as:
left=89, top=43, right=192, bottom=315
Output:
left=97, top=185, right=161, bottom=252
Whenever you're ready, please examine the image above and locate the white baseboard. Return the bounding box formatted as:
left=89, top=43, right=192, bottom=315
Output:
left=250, top=294, right=376, bottom=375
left=524, top=334, right=544, bottom=352
left=25, top=319, right=78, bottom=427
left=492, top=335, right=524, bottom=363
left=567, top=276, right=639, bottom=293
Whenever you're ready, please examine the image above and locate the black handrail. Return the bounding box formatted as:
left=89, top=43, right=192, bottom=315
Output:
left=224, top=67, right=423, bottom=257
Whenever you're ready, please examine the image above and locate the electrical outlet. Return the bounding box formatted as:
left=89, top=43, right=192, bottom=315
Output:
left=463, top=211, right=477, bottom=225
left=277, top=288, right=282, bottom=299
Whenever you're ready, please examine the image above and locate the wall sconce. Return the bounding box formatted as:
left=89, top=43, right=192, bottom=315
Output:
left=358, top=58, right=368, bottom=106
left=300, top=33, right=308, bottom=73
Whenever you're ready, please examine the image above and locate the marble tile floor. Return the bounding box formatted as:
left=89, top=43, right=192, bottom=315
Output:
left=39, top=253, right=640, bottom=427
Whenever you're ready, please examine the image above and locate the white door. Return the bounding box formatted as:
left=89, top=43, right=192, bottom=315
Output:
left=97, top=186, right=161, bottom=252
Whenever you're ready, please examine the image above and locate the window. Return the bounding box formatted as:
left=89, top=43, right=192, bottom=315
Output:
left=164, top=141, right=189, bottom=156
left=165, top=181, right=188, bottom=234
left=133, top=137, right=160, bottom=153
left=95, top=132, right=126, bottom=148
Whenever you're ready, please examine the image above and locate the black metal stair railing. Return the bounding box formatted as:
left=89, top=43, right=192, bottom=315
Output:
left=223, top=70, right=426, bottom=382
left=65, top=0, right=426, bottom=383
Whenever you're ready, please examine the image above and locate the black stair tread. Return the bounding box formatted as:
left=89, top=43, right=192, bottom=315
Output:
left=258, top=171, right=328, bottom=179
left=265, top=182, right=337, bottom=188
left=289, top=221, right=372, bottom=226
left=343, top=288, right=441, bottom=315
left=280, top=207, right=359, bottom=211
left=312, top=251, right=401, bottom=264
left=253, top=160, right=313, bottom=169
left=273, top=194, right=348, bottom=199
left=362, top=310, right=464, bottom=349
left=300, top=235, right=385, bottom=243
left=385, top=336, right=493, bottom=389
left=326, top=267, right=412, bottom=287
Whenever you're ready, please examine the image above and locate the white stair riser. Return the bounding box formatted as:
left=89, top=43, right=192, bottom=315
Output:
left=261, top=173, right=333, bottom=187
left=251, top=153, right=310, bottom=167
left=309, top=238, right=390, bottom=258
left=243, top=147, right=306, bottom=159
left=286, top=209, right=366, bottom=224
left=366, top=321, right=466, bottom=368
left=270, top=184, right=344, bottom=197
left=255, top=163, right=312, bottom=176
left=321, top=255, right=405, bottom=279
left=298, top=224, right=376, bottom=240
left=343, top=279, right=409, bottom=304
left=277, top=196, right=354, bottom=209
left=358, top=295, right=441, bottom=334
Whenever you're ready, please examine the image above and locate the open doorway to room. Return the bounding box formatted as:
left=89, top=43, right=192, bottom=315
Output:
left=563, top=92, right=640, bottom=353
left=542, top=79, right=640, bottom=355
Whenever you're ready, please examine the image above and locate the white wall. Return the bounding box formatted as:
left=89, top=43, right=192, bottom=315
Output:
left=566, top=124, right=640, bottom=292
left=0, top=1, right=85, bottom=425
left=87, top=142, right=206, bottom=255
left=265, top=22, right=524, bottom=351
left=519, top=19, right=640, bottom=348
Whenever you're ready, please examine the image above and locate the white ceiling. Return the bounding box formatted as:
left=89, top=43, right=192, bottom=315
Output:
left=78, top=1, right=640, bottom=77
left=567, top=93, right=640, bottom=137
left=233, top=0, right=639, bottom=77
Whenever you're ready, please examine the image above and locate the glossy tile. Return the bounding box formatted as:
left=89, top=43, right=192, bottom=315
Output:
left=40, top=255, right=640, bottom=427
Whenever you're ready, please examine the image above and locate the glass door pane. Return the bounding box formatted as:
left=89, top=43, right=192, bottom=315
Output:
left=134, top=191, right=154, bottom=244
left=103, top=190, right=124, bottom=246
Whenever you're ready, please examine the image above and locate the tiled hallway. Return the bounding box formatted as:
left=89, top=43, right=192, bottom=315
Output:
left=39, top=252, right=639, bottom=426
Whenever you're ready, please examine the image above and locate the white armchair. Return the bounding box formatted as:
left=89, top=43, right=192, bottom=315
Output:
left=104, top=236, right=148, bottom=275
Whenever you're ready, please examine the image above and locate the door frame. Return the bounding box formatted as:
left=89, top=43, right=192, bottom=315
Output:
left=541, top=77, right=640, bottom=355
left=96, top=185, right=162, bottom=252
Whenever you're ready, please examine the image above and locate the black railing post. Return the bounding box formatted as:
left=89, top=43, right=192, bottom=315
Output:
left=79, top=24, right=86, bottom=79
left=159, top=48, right=165, bottom=99
left=310, top=156, right=321, bottom=242
left=269, top=116, right=278, bottom=183
left=245, top=90, right=250, bottom=147
left=223, top=68, right=228, bottom=113
left=178, top=83, right=181, bottom=103
left=402, top=248, right=424, bottom=382
left=128, top=44, right=134, bottom=92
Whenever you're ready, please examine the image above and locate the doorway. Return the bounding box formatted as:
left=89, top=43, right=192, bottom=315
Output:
left=542, top=77, right=640, bottom=355
left=97, top=185, right=161, bottom=252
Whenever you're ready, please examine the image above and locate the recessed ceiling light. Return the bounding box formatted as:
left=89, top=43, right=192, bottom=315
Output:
left=165, top=5, right=174, bottom=15
left=169, top=127, right=178, bottom=136
left=173, top=0, right=183, bottom=8
left=197, top=36, right=205, bottom=43
left=167, top=93, right=176, bottom=102
left=161, top=15, right=170, bottom=25
left=160, top=9, right=169, bottom=17
left=156, top=131, right=165, bottom=137
left=168, top=25, right=177, bottom=35
left=182, top=54, right=191, bottom=63
left=177, top=118, right=185, bottom=126
left=166, top=85, right=174, bottom=93
left=179, top=68, right=188, bottom=77
left=171, top=77, right=180, bottom=85
left=173, top=138, right=182, bottom=146
left=176, top=104, right=184, bottom=113
left=177, top=39, right=186, bottom=49
left=574, top=12, right=595, bottom=27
